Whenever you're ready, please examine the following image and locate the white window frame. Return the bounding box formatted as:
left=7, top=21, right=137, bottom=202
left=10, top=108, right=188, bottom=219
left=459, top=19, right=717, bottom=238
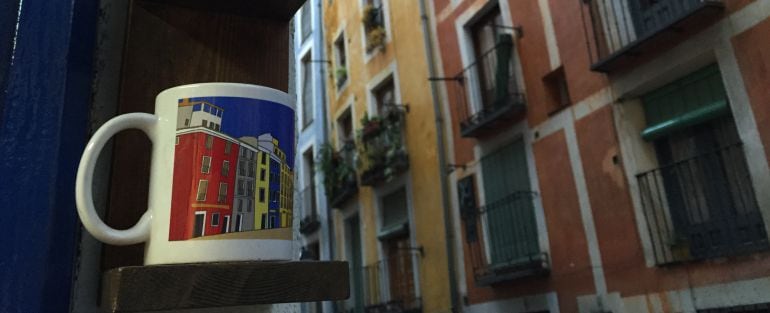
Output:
left=365, top=61, right=401, bottom=118
left=201, top=156, right=211, bottom=174
left=359, top=0, right=393, bottom=62
left=223, top=215, right=231, bottom=233
left=454, top=0, right=525, bottom=117
left=194, top=211, right=206, bottom=237
left=211, top=212, right=220, bottom=227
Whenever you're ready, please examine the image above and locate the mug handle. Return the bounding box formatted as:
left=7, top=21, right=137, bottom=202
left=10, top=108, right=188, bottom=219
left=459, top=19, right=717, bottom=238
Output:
left=75, top=113, right=159, bottom=245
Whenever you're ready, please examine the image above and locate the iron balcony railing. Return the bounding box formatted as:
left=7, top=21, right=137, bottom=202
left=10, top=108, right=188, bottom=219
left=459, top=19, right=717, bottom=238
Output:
left=636, top=143, right=768, bottom=264
left=299, top=185, right=320, bottom=235
left=462, top=191, right=548, bottom=285
left=581, top=0, right=724, bottom=72
left=450, top=35, right=525, bottom=138
left=363, top=249, right=422, bottom=313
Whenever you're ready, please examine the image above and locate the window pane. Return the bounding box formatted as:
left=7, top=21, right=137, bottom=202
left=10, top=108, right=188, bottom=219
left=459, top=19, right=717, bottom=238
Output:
left=197, top=180, right=208, bottom=201
left=201, top=156, right=211, bottom=173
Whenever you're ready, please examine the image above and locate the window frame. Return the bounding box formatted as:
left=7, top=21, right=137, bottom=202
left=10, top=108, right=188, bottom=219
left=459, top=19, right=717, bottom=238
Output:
left=196, top=180, right=208, bottom=201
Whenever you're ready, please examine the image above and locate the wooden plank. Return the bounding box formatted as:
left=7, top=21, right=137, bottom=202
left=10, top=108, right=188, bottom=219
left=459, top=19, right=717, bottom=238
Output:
left=103, top=0, right=291, bottom=270
left=102, top=261, right=350, bottom=312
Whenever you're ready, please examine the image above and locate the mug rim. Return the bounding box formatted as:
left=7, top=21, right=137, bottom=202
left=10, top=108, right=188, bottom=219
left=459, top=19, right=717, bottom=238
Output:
left=157, top=83, right=294, bottom=110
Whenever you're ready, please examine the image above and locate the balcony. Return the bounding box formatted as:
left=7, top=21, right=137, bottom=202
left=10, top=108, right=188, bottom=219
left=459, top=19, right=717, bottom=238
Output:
left=581, top=0, right=725, bottom=73
left=299, top=186, right=321, bottom=235
left=636, top=143, right=768, bottom=264
left=320, top=142, right=359, bottom=209
left=363, top=249, right=422, bottom=313
left=461, top=191, right=549, bottom=286
left=452, top=35, right=525, bottom=138
left=358, top=108, right=409, bottom=186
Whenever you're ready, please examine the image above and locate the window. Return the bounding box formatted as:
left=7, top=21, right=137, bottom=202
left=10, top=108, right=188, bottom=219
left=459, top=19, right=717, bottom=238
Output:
left=259, top=188, right=266, bottom=203
left=363, top=0, right=386, bottom=53
left=637, top=64, right=766, bottom=263
left=222, top=160, right=230, bottom=177
left=301, top=53, right=313, bottom=128
left=225, top=141, right=232, bottom=154
left=218, top=183, right=227, bottom=204
left=261, top=153, right=267, bottom=165
left=196, top=180, right=208, bottom=201
left=260, top=169, right=266, bottom=181
left=237, top=199, right=243, bottom=212
left=205, top=135, right=213, bottom=149
left=479, top=140, right=539, bottom=267
left=238, top=181, right=245, bottom=196
left=240, top=160, right=246, bottom=176
left=249, top=162, right=255, bottom=178
left=337, top=108, right=353, bottom=143
left=373, top=78, right=395, bottom=117
left=211, top=213, right=220, bottom=226
left=334, top=34, right=348, bottom=88
left=471, top=7, right=505, bottom=111
left=247, top=182, right=254, bottom=197
left=201, top=156, right=211, bottom=173
left=202, top=120, right=208, bottom=128
left=185, top=118, right=190, bottom=126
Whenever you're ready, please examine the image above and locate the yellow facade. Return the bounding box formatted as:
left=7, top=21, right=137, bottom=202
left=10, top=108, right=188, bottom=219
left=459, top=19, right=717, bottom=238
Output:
left=323, top=1, right=450, bottom=312
left=254, top=150, right=270, bottom=229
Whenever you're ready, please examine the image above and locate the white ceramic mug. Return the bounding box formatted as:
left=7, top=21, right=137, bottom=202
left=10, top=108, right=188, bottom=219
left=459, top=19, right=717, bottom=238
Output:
left=75, top=83, right=295, bottom=265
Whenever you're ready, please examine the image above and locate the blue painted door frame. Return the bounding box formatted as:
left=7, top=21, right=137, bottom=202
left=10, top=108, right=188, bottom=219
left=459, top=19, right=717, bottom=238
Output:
left=0, top=0, right=99, bottom=312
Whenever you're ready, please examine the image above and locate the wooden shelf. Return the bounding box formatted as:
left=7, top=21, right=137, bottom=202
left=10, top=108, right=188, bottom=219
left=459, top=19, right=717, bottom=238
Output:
left=144, top=0, right=306, bottom=21
left=102, top=261, right=349, bottom=312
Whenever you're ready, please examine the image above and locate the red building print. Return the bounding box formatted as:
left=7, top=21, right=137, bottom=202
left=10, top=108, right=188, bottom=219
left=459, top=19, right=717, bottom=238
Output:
left=170, top=126, right=240, bottom=240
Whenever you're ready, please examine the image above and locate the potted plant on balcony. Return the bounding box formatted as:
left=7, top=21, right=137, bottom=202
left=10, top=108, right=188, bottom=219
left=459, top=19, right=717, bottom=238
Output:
left=365, top=26, right=386, bottom=53
left=360, top=115, right=383, bottom=140
left=335, top=67, right=348, bottom=88
left=319, top=143, right=358, bottom=208
left=357, top=110, right=408, bottom=185
left=361, top=4, right=380, bottom=29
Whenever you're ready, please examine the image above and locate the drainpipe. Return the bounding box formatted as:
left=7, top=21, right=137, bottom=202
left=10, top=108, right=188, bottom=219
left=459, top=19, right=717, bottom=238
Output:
left=312, top=0, right=336, bottom=311
left=418, top=0, right=460, bottom=312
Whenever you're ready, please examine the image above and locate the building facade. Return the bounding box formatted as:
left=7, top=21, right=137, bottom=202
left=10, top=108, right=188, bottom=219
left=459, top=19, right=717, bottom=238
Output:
left=320, top=0, right=452, bottom=312
left=293, top=0, right=335, bottom=311
left=428, top=0, right=770, bottom=312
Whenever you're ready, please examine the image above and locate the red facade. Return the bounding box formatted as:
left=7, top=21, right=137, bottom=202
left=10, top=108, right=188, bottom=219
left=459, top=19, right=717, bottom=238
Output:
left=170, top=128, right=240, bottom=240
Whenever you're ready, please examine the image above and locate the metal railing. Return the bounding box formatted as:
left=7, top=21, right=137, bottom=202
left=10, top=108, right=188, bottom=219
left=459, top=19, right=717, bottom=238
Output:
left=363, top=249, right=422, bottom=313
left=636, top=143, right=768, bottom=264
left=449, top=35, right=525, bottom=138
left=462, top=191, right=548, bottom=284
left=581, top=0, right=724, bottom=71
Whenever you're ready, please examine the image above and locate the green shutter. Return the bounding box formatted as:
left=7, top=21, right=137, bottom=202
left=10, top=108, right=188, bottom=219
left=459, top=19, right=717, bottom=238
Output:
left=641, top=64, right=730, bottom=141
left=481, top=139, right=539, bottom=266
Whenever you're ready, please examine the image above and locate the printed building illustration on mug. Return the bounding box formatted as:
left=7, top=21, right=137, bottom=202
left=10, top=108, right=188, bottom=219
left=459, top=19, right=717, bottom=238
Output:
left=170, top=98, right=294, bottom=241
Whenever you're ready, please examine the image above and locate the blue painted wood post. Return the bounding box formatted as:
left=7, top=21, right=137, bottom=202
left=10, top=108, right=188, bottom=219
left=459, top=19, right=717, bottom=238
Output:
left=0, top=0, right=98, bottom=312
